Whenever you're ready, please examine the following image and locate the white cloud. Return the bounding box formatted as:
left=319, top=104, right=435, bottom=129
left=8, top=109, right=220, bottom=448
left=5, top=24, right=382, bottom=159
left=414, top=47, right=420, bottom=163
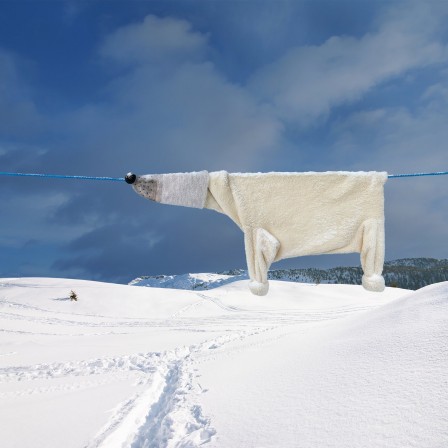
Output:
left=100, top=15, right=208, bottom=66
left=249, top=2, right=448, bottom=125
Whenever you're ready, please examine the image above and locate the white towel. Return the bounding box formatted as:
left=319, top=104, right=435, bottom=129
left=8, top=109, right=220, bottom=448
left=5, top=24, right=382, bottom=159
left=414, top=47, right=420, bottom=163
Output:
left=133, top=170, right=388, bottom=296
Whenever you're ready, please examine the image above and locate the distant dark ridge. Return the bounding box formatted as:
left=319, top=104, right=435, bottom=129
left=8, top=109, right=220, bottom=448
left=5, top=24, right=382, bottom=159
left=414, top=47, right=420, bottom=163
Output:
left=383, top=258, right=448, bottom=289
left=238, top=258, right=448, bottom=291
left=384, top=257, right=448, bottom=269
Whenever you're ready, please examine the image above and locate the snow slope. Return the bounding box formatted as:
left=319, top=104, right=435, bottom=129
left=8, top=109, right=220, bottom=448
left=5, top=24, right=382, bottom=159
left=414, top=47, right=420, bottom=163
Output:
left=0, top=277, right=447, bottom=447
left=129, top=272, right=245, bottom=290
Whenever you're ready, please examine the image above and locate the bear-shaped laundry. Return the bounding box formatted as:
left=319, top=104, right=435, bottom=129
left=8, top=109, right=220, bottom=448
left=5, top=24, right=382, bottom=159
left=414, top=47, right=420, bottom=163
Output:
left=131, top=170, right=387, bottom=296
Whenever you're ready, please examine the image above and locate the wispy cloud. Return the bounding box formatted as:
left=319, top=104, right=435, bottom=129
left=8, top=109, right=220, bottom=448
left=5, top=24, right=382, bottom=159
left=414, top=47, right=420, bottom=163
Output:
left=100, top=15, right=209, bottom=66
left=249, top=1, right=448, bottom=125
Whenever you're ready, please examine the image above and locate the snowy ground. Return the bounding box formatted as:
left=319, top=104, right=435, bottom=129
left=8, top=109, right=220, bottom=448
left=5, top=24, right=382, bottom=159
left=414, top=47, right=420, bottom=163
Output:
left=0, top=277, right=447, bottom=448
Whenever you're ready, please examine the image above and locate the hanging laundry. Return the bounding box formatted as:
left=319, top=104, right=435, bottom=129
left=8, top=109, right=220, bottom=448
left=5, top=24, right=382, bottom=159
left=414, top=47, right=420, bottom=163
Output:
left=131, top=171, right=388, bottom=296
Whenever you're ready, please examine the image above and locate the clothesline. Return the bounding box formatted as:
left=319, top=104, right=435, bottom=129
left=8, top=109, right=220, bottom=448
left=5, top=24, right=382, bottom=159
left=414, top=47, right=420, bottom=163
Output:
left=0, top=172, right=125, bottom=182
left=0, top=170, right=447, bottom=183
left=387, top=171, right=448, bottom=178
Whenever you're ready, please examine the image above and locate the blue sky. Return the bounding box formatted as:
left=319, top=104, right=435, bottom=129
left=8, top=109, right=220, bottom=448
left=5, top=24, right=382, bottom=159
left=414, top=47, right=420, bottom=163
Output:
left=0, top=0, right=447, bottom=283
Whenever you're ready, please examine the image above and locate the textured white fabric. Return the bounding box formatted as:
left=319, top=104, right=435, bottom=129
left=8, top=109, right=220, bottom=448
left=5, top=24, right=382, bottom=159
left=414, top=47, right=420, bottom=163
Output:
left=205, top=171, right=387, bottom=295
left=132, top=170, right=388, bottom=296
left=133, top=171, right=209, bottom=209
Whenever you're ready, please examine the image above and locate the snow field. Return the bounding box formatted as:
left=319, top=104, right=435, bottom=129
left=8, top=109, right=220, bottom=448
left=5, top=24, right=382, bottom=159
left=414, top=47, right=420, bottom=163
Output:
left=0, top=277, right=446, bottom=447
